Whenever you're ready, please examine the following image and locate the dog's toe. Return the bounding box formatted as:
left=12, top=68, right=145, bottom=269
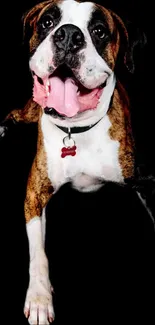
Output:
left=24, top=288, right=55, bottom=324
left=48, top=302, right=55, bottom=323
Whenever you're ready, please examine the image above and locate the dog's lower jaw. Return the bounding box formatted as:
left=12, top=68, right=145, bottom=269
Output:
left=24, top=217, right=55, bottom=325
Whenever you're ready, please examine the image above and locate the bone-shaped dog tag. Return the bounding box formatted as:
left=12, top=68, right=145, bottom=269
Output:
left=61, top=132, right=76, bottom=158
left=61, top=145, right=77, bottom=158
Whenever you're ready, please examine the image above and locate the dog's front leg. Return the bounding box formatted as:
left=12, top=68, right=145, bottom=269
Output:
left=24, top=157, right=54, bottom=325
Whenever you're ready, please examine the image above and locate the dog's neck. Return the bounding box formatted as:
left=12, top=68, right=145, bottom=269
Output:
left=45, top=72, right=116, bottom=128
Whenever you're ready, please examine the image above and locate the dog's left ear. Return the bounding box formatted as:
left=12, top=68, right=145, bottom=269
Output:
left=110, top=11, right=147, bottom=73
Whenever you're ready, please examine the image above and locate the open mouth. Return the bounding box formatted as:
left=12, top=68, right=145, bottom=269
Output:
left=32, top=64, right=105, bottom=118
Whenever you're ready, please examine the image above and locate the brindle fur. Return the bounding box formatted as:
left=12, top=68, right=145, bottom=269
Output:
left=6, top=98, right=40, bottom=123
left=24, top=111, right=53, bottom=223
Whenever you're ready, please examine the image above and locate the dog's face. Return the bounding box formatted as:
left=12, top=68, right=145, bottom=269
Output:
left=23, top=0, right=137, bottom=123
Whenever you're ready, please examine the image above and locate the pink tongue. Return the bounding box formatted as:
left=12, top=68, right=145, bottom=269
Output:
left=46, top=77, right=80, bottom=117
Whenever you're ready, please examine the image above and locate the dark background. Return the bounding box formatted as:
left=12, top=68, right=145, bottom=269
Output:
left=1, top=1, right=155, bottom=324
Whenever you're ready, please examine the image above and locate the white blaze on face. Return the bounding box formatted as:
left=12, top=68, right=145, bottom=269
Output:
left=58, top=0, right=94, bottom=27
left=29, top=0, right=113, bottom=87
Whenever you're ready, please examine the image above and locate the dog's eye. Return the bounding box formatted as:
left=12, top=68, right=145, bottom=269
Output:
left=92, top=24, right=105, bottom=39
left=40, top=15, right=53, bottom=29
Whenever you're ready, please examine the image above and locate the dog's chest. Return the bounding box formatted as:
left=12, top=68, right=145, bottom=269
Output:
left=41, top=114, right=123, bottom=192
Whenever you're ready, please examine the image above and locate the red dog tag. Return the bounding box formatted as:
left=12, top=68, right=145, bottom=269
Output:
left=61, top=145, right=77, bottom=158
left=61, top=130, right=76, bottom=158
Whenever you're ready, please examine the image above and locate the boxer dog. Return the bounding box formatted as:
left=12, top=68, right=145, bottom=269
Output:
left=0, top=0, right=151, bottom=324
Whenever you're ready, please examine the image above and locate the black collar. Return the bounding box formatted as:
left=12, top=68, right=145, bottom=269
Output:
left=55, top=118, right=102, bottom=134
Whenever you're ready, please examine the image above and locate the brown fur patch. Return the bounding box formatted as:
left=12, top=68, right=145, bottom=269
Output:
left=6, top=98, right=41, bottom=123
left=94, top=4, right=128, bottom=71
left=23, top=0, right=53, bottom=30
left=108, top=81, right=135, bottom=179
left=24, top=111, right=53, bottom=223
left=23, top=0, right=61, bottom=52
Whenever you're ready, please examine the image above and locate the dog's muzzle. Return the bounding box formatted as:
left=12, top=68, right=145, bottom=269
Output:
left=53, top=24, right=85, bottom=54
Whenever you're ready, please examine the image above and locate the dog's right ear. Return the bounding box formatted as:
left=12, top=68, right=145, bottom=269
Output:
left=124, top=20, right=147, bottom=73
left=22, top=0, right=52, bottom=43
left=110, top=11, right=147, bottom=74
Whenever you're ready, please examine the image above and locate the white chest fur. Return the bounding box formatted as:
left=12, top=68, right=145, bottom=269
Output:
left=41, top=114, right=123, bottom=192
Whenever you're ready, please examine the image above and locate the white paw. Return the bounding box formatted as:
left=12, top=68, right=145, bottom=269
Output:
left=24, top=280, right=55, bottom=324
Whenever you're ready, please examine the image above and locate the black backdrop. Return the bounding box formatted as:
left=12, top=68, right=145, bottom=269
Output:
left=1, top=1, right=155, bottom=325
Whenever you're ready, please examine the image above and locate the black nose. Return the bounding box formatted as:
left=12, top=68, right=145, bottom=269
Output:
left=53, top=24, right=85, bottom=53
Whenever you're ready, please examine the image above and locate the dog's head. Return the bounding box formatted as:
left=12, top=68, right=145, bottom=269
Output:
left=23, top=0, right=146, bottom=125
